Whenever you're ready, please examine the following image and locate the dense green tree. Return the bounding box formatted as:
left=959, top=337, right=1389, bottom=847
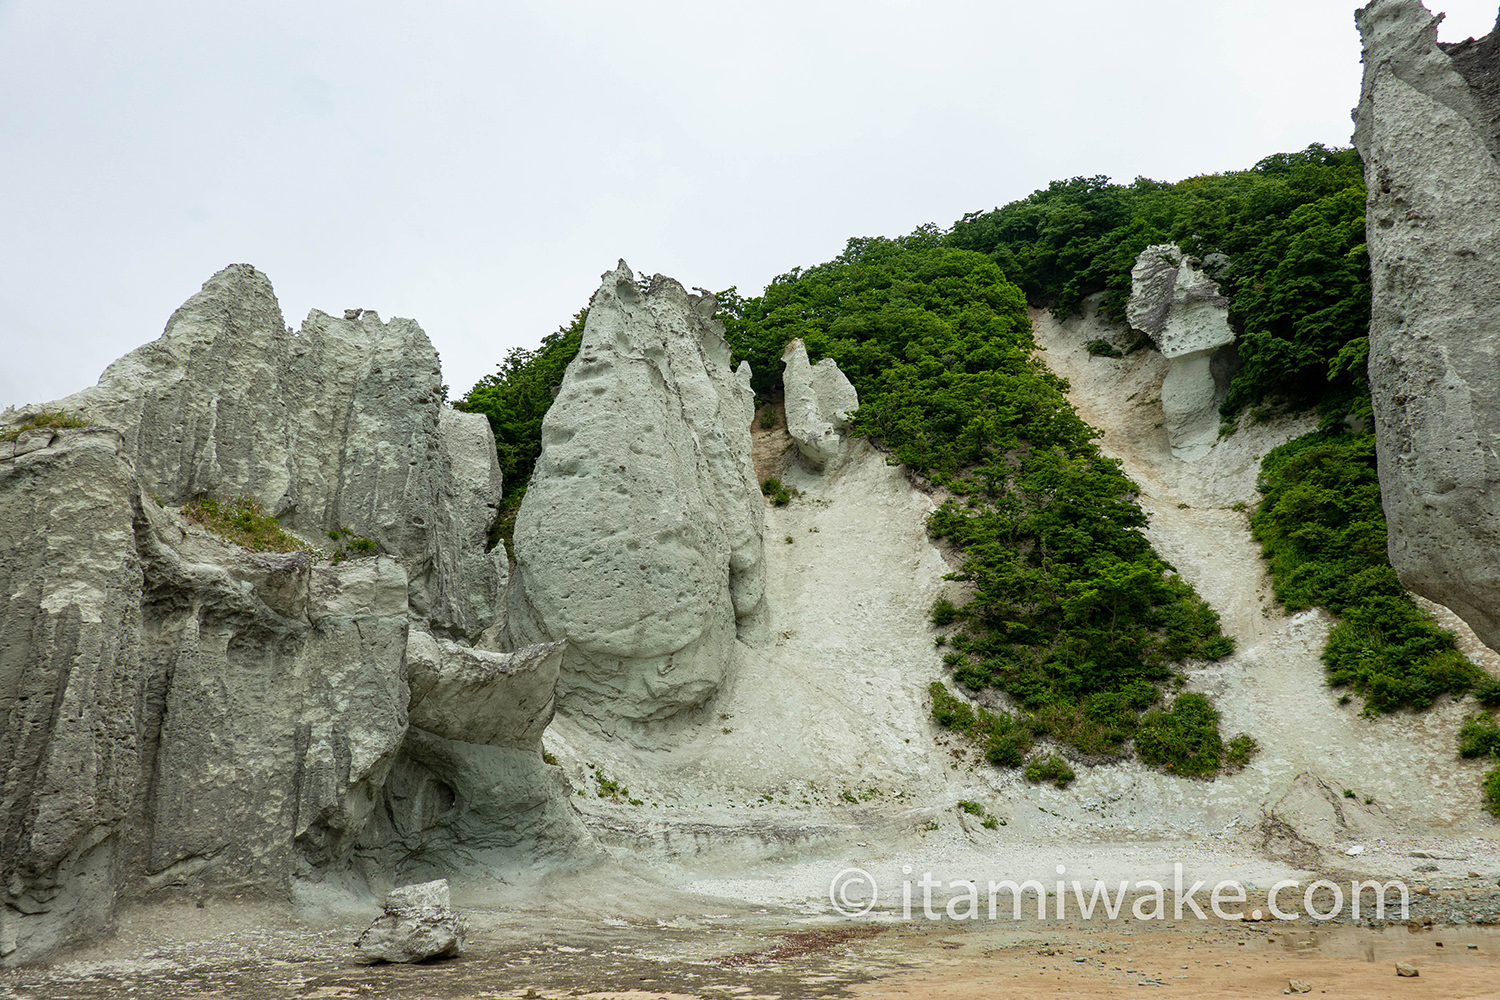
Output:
left=945, top=144, right=1370, bottom=417
left=721, top=235, right=1236, bottom=770
left=454, top=309, right=586, bottom=549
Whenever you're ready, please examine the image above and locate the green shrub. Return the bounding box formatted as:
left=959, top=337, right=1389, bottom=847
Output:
left=455, top=310, right=585, bottom=502
left=957, top=799, right=985, bottom=816
left=758, top=405, right=778, bottom=429
left=1133, top=693, right=1248, bottom=778
left=1085, top=338, right=1122, bottom=358
left=1485, top=766, right=1500, bottom=819
left=930, top=681, right=1034, bottom=768
left=760, top=477, right=794, bottom=506
left=1254, top=429, right=1485, bottom=711
left=930, top=596, right=960, bottom=628
left=1476, top=677, right=1500, bottom=708
left=327, top=526, right=380, bottom=563
left=1, top=409, right=93, bottom=442
left=182, top=497, right=315, bottom=554
left=1224, top=733, right=1259, bottom=771
left=1023, top=753, right=1076, bottom=788
left=1458, top=713, right=1500, bottom=760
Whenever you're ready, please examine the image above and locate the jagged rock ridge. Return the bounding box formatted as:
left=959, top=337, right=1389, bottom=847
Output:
left=0, top=267, right=582, bottom=966
left=505, top=262, right=765, bottom=729
left=1355, top=0, right=1500, bottom=649
left=41, top=264, right=505, bottom=641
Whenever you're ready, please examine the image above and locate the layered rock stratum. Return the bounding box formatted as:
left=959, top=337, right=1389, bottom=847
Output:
left=1355, top=0, right=1500, bottom=648
left=506, top=262, right=765, bottom=730
left=1126, top=244, right=1235, bottom=462
left=0, top=267, right=578, bottom=965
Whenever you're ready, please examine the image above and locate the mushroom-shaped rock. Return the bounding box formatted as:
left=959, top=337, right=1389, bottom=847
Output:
left=781, top=339, right=859, bottom=471
left=1126, top=244, right=1235, bottom=462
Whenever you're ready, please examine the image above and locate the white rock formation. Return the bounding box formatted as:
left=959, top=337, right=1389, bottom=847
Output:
left=506, top=262, right=765, bottom=728
left=25, top=264, right=507, bottom=641
left=1126, top=244, right=1235, bottom=462
left=0, top=268, right=580, bottom=965
left=0, top=426, right=411, bottom=963
left=781, top=338, right=859, bottom=470
left=1354, top=0, right=1500, bottom=650
left=354, top=879, right=468, bottom=964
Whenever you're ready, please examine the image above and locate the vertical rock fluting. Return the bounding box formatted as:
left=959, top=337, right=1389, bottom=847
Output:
left=1355, top=0, right=1500, bottom=648
left=0, top=267, right=578, bottom=964
left=41, top=264, right=507, bottom=641
left=506, top=262, right=765, bottom=727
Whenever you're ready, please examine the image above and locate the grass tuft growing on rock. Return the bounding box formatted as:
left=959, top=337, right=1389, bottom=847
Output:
left=182, top=496, right=317, bottom=555
left=2, top=409, right=94, bottom=442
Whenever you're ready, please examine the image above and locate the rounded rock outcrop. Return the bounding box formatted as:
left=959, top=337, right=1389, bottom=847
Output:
left=505, top=262, right=765, bottom=728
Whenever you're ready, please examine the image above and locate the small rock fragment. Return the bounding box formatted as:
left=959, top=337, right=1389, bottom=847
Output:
left=1287, top=979, right=1312, bottom=994
left=1395, top=961, right=1420, bottom=977
left=355, top=879, right=468, bottom=964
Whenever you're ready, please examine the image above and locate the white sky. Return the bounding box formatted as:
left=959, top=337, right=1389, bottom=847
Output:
left=2, top=0, right=1496, bottom=407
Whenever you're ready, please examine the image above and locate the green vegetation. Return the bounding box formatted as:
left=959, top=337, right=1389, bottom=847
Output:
left=929, top=681, right=1034, bottom=768
left=956, top=798, right=1003, bottom=827
left=2, top=409, right=93, bottom=442
left=1023, top=753, right=1076, bottom=789
left=327, top=526, right=379, bottom=563
left=1251, top=430, right=1486, bottom=712
left=760, top=476, right=795, bottom=506
left=455, top=309, right=586, bottom=553
left=457, top=142, right=1489, bottom=807
left=1459, top=713, right=1500, bottom=760
left=945, top=143, right=1370, bottom=418
left=1485, top=767, right=1500, bottom=819
left=594, top=770, right=642, bottom=806
left=1133, top=692, right=1255, bottom=779
left=723, top=235, right=1233, bottom=765
left=181, top=496, right=317, bottom=555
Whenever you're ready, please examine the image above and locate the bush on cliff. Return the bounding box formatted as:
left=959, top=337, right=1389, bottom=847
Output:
left=455, top=309, right=586, bottom=552
left=943, top=143, right=1370, bottom=419
left=1251, top=429, right=1485, bottom=712
left=721, top=235, right=1235, bottom=770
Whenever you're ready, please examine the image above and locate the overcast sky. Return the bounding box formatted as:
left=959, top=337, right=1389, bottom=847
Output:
left=2, top=0, right=1497, bottom=408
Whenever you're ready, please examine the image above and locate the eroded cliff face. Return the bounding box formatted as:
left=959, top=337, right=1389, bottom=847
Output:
left=506, top=262, right=765, bottom=730
left=1354, top=0, right=1500, bottom=648
left=0, top=268, right=582, bottom=965
left=43, top=264, right=505, bottom=642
